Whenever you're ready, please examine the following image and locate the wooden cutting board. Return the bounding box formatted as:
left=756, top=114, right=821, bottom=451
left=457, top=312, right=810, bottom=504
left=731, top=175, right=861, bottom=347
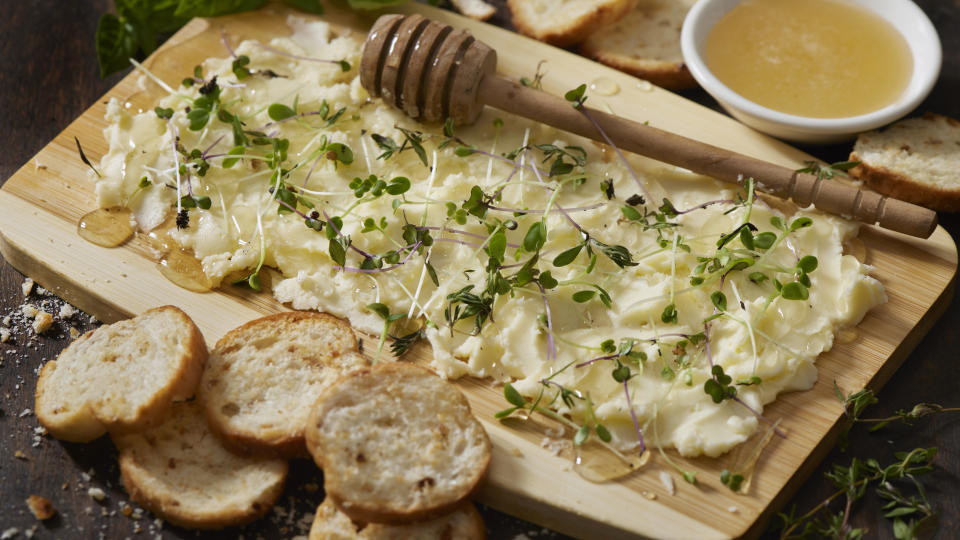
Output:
left=0, top=4, right=954, bottom=538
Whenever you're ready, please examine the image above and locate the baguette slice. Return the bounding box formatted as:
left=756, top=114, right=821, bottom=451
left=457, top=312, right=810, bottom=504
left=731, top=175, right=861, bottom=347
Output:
left=305, top=363, right=491, bottom=524
left=580, top=0, right=697, bottom=89
left=113, top=400, right=288, bottom=530
left=309, top=499, right=485, bottom=540
left=35, top=305, right=206, bottom=442
left=507, top=0, right=637, bottom=47
left=201, top=311, right=370, bottom=458
left=451, top=0, right=496, bottom=21
left=849, top=113, right=960, bottom=211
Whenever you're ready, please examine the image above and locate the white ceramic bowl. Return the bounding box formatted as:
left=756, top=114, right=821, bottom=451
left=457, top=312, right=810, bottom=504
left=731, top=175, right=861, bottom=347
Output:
left=681, top=0, right=942, bottom=144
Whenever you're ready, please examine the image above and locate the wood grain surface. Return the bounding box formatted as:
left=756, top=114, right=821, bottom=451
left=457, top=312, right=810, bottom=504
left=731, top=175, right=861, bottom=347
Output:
left=2, top=2, right=959, bottom=540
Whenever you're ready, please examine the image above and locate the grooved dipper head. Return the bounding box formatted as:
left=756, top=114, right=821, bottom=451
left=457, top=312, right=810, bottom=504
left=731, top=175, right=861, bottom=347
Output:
left=360, top=14, right=496, bottom=125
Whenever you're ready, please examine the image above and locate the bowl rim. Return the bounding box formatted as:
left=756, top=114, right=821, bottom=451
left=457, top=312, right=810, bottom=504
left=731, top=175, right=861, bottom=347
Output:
left=680, top=0, right=943, bottom=135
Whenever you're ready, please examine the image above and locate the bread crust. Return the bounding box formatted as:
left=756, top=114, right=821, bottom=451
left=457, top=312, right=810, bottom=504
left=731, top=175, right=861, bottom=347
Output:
left=309, top=499, right=486, bottom=539
left=201, top=310, right=368, bottom=459
left=580, top=51, right=695, bottom=89
left=114, top=401, right=288, bottom=530
left=849, top=113, right=960, bottom=212
left=35, top=305, right=207, bottom=442
left=306, top=363, right=492, bottom=525
left=508, top=0, right=637, bottom=47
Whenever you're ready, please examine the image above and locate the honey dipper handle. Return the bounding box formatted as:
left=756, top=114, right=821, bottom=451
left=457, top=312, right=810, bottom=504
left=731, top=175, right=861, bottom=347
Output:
left=481, top=77, right=937, bottom=238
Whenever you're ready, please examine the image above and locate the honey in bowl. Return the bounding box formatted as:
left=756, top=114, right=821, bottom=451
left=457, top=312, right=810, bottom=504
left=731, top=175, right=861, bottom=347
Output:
left=704, top=0, right=913, bottom=119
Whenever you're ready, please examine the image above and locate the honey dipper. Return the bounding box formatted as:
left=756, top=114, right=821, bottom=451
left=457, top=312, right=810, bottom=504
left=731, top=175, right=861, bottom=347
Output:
left=360, top=13, right=937, bottom=238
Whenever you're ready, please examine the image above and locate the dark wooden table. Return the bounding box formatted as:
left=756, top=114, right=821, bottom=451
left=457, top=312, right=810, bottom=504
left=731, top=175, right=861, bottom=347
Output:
left=2, top=1, right=957, bottom=538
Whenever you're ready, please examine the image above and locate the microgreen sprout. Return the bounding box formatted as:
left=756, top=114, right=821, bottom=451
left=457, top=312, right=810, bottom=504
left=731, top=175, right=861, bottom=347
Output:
left=367, top=302, right=405, bottom=362
left=795, top=160, right=860, bottom=182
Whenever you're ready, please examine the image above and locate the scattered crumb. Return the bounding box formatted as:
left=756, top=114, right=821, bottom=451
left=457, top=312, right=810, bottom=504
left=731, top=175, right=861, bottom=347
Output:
left=728, top=506, right=739, bottom=513
left=1, top=328, right=9, bottom=343
left=539, top=437, right=572, bottom=456
left=69, top=327, right=81, bottom=339
left=121, top=503, right=133, bottom=517
left=19, top=408, right=32, bottom=418
left=21, top=304, right=37, bottom=318
left=659, top=470, right=676, bottom=495
left=1, top=528, right=19, bottom=540
left=641, top=491, right=657, bottom=500
left=21, top=278, right=34, bottom=296
left=511, top=447, right=524, bottom=458
left=59, top=303, right=77, bottom=319
left=88, top=487, right=107, bottom=502
left=32, top=311, right=53, bottom=334
left=25, top=495, right=56, bottom=520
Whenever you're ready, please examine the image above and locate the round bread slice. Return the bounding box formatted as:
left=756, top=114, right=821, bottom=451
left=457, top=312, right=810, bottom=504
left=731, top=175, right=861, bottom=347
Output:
left=507, top=0, right=637, bottom=47
left=35, top=305, right=207, bottom=442
left=580, top=0, right=697, bottom=90
left=305, top=363, right=491, bottom=524
left=200, top=311, right=370, bottom=458
left=309, top=499, right=485, bottom=540
left=112, top=400, right=288, bottom=530
left=849, top=113, right=960, bottom=211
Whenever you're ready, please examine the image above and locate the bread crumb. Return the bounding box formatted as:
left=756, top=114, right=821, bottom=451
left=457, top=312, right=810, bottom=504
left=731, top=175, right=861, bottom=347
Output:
left=22, top=278, right=34, bottom=296
left=728, top=506, right=739, bottom=513
left=121, top=503, right=133, bottom=517
left=32, top=311, right=53, bottom=334
left=1, top=328, right=10, bottom=343
left=1, top=527, right=19, bottom=539
left=69, top=327, right=81, bottom=340
left=25, top=495, right=56, bottom=520
left=641, top=491, right=657, bottom=500
left=88, top=487, right=106, bottom=502
left=511, top=447, right=524, bottom=458
left=659, top=470, right=676, bottom=495
left=19, top=408, right=32, bottom=418
left=22, top=305, right=37, bottom=318
left=59, top=303, right=78, bottom=319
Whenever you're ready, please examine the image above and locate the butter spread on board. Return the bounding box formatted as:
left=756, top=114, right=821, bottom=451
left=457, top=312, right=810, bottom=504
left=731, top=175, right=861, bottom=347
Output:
left=95, top=17, right=886, bottom=458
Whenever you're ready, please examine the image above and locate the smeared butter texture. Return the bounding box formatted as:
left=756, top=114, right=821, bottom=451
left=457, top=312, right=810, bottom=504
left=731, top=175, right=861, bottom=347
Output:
left=96, top=17, right=885, bottom=457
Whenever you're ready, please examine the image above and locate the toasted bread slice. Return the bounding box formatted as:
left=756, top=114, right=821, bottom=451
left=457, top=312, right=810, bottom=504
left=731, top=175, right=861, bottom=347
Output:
left=507, top=0, right=637, bottom=47
left=850, top=113, right=960, bottom=211
left=200, top=311, right=369, bottom=458
left=113, top=400, right=288, bottom=530
left=580, top=0, right=697, bottom=89
left=309, top=499, right=485, bottom=540
left=305, top=363, right=491, bottom=524
left=451, top=0, right=496, bottom=21
left=35, top=305, right=206, bottom=442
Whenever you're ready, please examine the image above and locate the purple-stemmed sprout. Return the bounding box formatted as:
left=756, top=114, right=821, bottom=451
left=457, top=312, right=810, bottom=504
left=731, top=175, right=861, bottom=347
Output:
left=201, top=135, right=225, bottom=159
left=322, top=209, right=377, bottom=260
left=252, top=42, right=350, bottom=71
left=536, top=281, right=557, bottom=364
left=335, top=241, right=422, bottom=274
left=417, top=225, right=522, bottom=250
left=220, top=27, right=237, bottom=58
left=674, top=198, right=736, bottom=215
left=573, top=106, right=653, bottom=204
left=623, top=378, right=646, bottom=453
left=486, top=202, right=605, bottom=214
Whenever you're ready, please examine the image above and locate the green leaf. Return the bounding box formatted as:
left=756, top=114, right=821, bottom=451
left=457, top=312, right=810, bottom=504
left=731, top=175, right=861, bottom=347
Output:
left=592, top=240, right=637, bottom=268
left=553, top=244, right=582, bottom=267
left=798, top=255, right=818, bottom=273
left=494, top=406, right=519, bottom=419
left=595, top=424, right=612, bottom=443
left=504, top=382, right=526, bottom=408
left=281, top=0, right=324, bottom=13
left=96, top=14, right=138, bottom=78
left=366, top=302, right=390, bottom=320
left=564, top=84, right=587, bottom=105
left=385, top=176, right=410, bottom=195
left=222, top=146, right=245, bottom=168
left=739, top=226, right=754, bottom=250
left=175, top=0, right=266, bottom=17
left=247, top=272, right=262, bottom=291
left=620, top=205, right=642, bottom=221
left=539, top=270, right=558, bottom=289
left=754, top=232, right=776, bottom=250
left=523, top=222, right=546, bottom=253
left=661, top=303, right=678, bottom=324
left=326, top=142, right=354, bottom=165
left=268, top=103, right=296, bottom=121
left=790, top=216, right=813, bottom=231
left=781, top=281, right=809, bottom=301
left=572, top=290, right=596, bottom=303
left=711, top=290, right=727, bottom=312
left=187, top=108, right=210, bottom=131
left=154, top=106, right=174, bottom=119
left=346, top=0, right=407, bottom=9
left=329, top=237, right=347, bottom=267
